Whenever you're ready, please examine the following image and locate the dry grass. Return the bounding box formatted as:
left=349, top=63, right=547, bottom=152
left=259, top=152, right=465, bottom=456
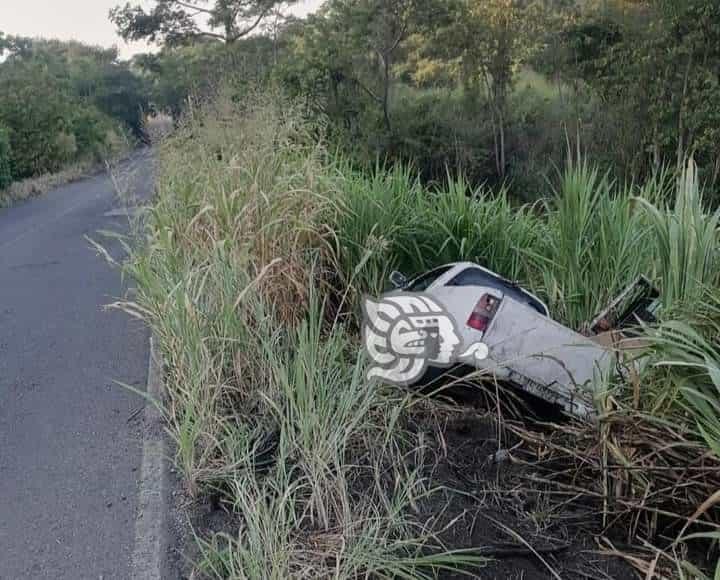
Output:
left=0, top=134, right=135, bottom=208
left=508, top=412, right=720, bottom=537
left=0, top=160, right=96, bottom=207
left=143, top=112, right=175, bottom=145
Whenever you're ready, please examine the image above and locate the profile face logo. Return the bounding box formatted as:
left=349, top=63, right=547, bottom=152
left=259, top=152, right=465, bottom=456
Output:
left=362, top=293, right=489, bottom=385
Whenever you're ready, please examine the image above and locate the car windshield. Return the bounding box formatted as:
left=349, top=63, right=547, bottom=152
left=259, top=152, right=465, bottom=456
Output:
left=406, top=266, right=453, bottom=292
left=446, top=267, right=548, bottom=315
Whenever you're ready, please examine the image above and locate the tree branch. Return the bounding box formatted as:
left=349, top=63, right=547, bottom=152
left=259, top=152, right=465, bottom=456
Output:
left=184, top=30, right=231, bottom=42
left=231, top=5, right=274, bottom=41
left=173, top=0, right=215, bottom=15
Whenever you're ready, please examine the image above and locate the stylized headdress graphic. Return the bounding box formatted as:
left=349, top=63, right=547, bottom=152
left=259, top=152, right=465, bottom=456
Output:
left=362, top=294, right=461, bottom=385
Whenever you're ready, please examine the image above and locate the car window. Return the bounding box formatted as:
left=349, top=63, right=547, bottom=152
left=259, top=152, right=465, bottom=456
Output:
left=446, top=267, right=507, bottom=289
left=446, top=267, right=548, bottom=315
left=406, top=266, right=453, bottom=292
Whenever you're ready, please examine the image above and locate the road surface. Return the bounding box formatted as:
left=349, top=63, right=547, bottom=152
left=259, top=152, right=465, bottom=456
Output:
left=0, top=154, right=154, bottom=579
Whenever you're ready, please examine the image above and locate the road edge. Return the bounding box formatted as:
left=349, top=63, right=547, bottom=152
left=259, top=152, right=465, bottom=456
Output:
left=131, top=333, right=169, bottom=580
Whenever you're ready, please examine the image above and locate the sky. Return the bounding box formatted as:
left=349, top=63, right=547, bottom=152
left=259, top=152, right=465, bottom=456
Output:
left=1, top=0, right=325, bottom=58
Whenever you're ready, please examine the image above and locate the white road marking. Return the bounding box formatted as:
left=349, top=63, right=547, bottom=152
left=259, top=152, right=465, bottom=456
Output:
left=131, top=336, right=167, bottom=580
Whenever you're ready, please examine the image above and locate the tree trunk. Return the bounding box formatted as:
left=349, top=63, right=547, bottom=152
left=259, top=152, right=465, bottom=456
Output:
left=382, top=55, right=392, bottom=134
left=498, top=109, right=506, bottom=179
left=492, top=116, right=501, bottom=177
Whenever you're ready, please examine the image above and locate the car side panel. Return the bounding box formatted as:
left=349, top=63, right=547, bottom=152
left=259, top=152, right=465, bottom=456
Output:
left=482, top=299, right=613, bottom=416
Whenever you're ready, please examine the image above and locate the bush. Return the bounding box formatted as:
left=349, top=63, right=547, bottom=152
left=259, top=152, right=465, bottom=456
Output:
left=70, top=107, right=124, bottom=161
left=0, top=37, right=150, bottom=185
left=0, top=68, right=79, bottom=178
left=335, top=78, right=614, bottom=201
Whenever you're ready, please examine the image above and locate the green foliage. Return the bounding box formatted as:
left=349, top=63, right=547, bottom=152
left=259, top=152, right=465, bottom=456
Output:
left=101, top=0, right=720, bottom=199
left=385, top=86, right=495, bottom=186
left=0, top=63, right=78, bottom=178
left=0, top=35, right=148, bottom=189
left=331, top=160, right=541, bottom=299
left=0, top=125, right=12, bottom=190
left=134, top=38, right=273, bottom=116
left=538, top=155, right=651, bottom=327
left=92, top=64, right=150, bottom=138
left=415, top=181, right=539, bottom=282
left=652, top=316, right=720, bottom=459
left=559, top=0, right=720, bottom=185
left=639, top=159, right=720, bottom=308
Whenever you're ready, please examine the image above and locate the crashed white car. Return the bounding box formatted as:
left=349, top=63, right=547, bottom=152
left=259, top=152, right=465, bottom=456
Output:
left=389, top=262, right=613, bottom=418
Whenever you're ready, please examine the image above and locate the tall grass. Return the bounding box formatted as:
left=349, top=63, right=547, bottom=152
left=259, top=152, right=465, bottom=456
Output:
left=192, top=301, right=487, bottom=578
left=122, top=88, right=720, bottom=577
left=640, top=159, right=720, bottom=308
left=330, top=167, right=540, bottom=301
left=414, top=178, right=540, bottom=283
left=330, top=161, right=423, bottom=297
left=121, top=91, right=491, bottom=578
left=650, top=289, right=720, bottom=458
left=536, top=155, right=651, bottom=328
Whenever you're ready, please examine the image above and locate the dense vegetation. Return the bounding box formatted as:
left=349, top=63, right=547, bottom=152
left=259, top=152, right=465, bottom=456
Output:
left=5, top=0, right=720, bottom=202
left=284, top=0, right=720, bottom=193
left=106, top=0, right=720, bottom=577
left=106, top=0, right=720, bottom=200
left=5, top=0, right=720, bottom=575
left=125, top=89, right=720, bottom=579
left=0, top=34, right=149, bottom=202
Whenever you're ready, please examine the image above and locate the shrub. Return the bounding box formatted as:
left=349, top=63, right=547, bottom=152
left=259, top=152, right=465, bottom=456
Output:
left=0, top=38, right=150, bottom=183
left=386, top=86, right=495, bottom=187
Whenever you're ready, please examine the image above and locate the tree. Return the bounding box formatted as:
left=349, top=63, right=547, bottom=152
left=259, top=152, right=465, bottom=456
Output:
left=453, top=0, right=546, bottom=178
left=110, top=0, right=295, bottom=46
left=0, top=35, right=149, bottom=182
left=93, top=65, right=150, bottom=138
left=396, top=0, right=546, bottom=178
left=562, top=0, right=720, bottom=184
left=0, top=35, right=150, bottom=140
left=361, top=0, right=417, bottom=133
left=134, top=37, right=274, bottom=116
left=0, top=62, right=78, bottom=177
left=280, top=0, right=433, bottom=136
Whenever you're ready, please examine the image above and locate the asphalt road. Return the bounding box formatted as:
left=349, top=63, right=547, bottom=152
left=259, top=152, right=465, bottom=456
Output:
left=0, top=153, right=154, bottom=579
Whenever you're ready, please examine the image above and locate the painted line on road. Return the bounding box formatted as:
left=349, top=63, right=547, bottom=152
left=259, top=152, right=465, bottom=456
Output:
left=131, top=335, right=168, bottom=580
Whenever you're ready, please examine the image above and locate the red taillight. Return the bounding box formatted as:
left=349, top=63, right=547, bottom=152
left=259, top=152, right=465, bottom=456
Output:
left=467, top=293, right=500, bottom=332
left=467, top=312, right=490, bottom=331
